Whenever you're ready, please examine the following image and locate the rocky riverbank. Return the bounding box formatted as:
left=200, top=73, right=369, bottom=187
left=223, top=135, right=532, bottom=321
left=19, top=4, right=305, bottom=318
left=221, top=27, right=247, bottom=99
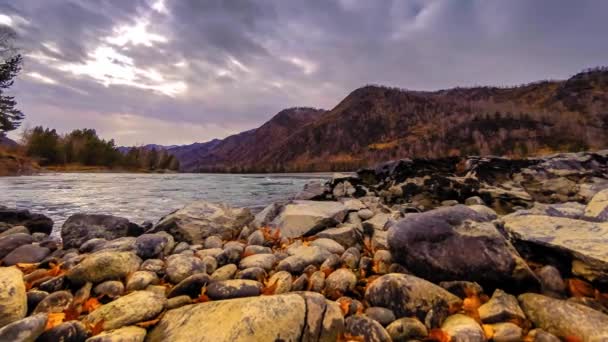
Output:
left=2, top=151, right=608, bottom=341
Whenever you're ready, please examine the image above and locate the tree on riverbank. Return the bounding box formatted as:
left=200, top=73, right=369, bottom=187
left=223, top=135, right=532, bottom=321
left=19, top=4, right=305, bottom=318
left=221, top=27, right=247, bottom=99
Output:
left=0, top=27, right=24, bottom=137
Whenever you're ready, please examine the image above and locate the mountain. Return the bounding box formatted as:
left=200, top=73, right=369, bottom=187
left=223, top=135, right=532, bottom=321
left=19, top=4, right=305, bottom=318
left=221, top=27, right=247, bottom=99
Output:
left=172, top=67, right=608, bottom=172
left=0, top=135, right=18, bottom=148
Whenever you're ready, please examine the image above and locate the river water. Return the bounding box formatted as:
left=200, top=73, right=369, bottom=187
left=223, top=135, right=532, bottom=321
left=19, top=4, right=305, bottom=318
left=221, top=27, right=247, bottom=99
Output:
left=0, top=173, right=331, bottom=231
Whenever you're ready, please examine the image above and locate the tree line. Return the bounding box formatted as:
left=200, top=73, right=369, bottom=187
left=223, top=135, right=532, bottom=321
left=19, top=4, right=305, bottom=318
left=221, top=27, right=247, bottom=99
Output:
left=23, top=126, right=180, bottom=171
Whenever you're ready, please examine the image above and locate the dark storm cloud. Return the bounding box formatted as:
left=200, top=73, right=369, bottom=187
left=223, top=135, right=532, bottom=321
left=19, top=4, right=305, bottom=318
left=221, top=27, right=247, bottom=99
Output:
left=2, top=0, right=607, bottom=145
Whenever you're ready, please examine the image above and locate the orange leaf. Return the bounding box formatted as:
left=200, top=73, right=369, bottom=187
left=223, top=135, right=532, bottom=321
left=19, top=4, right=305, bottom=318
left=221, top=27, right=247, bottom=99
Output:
left=336, top=297, right=352, bottom=316
left=16, top=263, right=39, bottom=274
left=427, top=329, right=450, bottom=342
left=482, top=324, right=494, bottom=339
left=83, top=297, right=102, bottom=313
left=337, top=333, right=366, bottom=342
left=88, top=320, right=105, bottom=336
left=63, top=305, right=81, bottom=321
left=193, top=287, right=210, bottom=303
left=563, top=336, right=583, bottom=342
left=47, top=262, right=65, bottom=277
left=45, top=312, right=65, bottom=330
left=568, top=278, right=595, bottom=298
left=262, top=280, right=279, bottom=296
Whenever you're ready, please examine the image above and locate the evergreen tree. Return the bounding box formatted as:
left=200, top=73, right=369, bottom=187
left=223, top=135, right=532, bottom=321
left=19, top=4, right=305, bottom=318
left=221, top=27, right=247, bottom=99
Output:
left=0, top=26, right=23, bottom=136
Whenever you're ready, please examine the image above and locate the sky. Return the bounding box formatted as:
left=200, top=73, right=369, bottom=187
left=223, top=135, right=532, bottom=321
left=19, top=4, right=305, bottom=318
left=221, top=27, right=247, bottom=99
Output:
left=1, top=0, right=607, bottom=146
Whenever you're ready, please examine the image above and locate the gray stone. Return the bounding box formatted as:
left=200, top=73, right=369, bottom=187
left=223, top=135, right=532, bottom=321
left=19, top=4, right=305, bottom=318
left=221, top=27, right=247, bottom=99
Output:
left=314, top=225, right=363, bottom=248
left=386, top=317, right=428, bottom=341
left=61, top=214, right=142, bottom=249
left=362, top=212, right=392, bottom=231
left=204, top=235, right=223, bottom=249
left=311, top=238, right=345, bottom=254
left=83, top=291, right=166, bottom=331
left=139, top=259, right=164, bottom=274
left=79, top=238, right=108, bottom=253
left=479, top=289, right=525, bottom=324
left=441, top=314, right=485, bottom=342
left=294, top=181, right=326, bottom=200
left=134, top=233, right=169, bottom=259
left=2, top=244, right=50, bottom=265
left=345, top=315, right=391, bottom=342
left=195, top=248, right=223, bottom=259
left=373, top=249, right=392, bottom=275
left=491, top=322, right=523, bottom=342
left=150, top=201, right=253, bottom=244
left=33, top=290, right=73, bottom=314
left=365, top=307, right=396, bottom=326
left=201, top=255, right=217, bottom=274
left=216, top=246, right=242, bottom=266
left=269, top=200, right=349, bottom=238
left=276, top=246, right=332, bottom=273
left=465, top=196, right=485, bottom=205
left=357, top=208, right=374, bottom=220
left=243, top=245, right=271, bottom=256
left=27, top=290, right=48, bottom=314
left=37, top=321, right=87, bottom=342
left=308, top=271, right=326, bottom=292
left=537, top=265, right=566, bottom=298
left=165, top=253, right=206, bottom=283
left=0, top=233, right=33, bottom=259
left=246, top=230, right=265, bottom=246
left=439, top=281, right=484, bottom=299
left=0, top=208, right=53, bottom=234
left=324, top=268, right=357, bottom=300
left=238, top=253, right=276, bottom=271
left=0, top=313, right=47, bottom=342
left=210, top=264, right=238, bottom=281
left=167, top=295, right=192, bottom=310
left=519, top=293, right=608, bottom=341
left=0, top=225, right=29, bottom=238
left=527, top=329, right=561, bottom=342
left=126, top=271, right=159, bottom=292
left=171, top=241, right=190, bottom=254
left=167, top=273, right=212, bottom=298
left=235, top=267, right=266, bottom=282
left=94, top=280, right=125, bottom=299
left=207, top=279, right=262, bottom=300
left=0, top=267, right=26, bottom=328
left=97, top=237, right=137, bottom=252
left=267, top=271, right=292, bottom=294
left=86, top=326, right=147, bottom=342
left=67, top=251, right=141, bottom=284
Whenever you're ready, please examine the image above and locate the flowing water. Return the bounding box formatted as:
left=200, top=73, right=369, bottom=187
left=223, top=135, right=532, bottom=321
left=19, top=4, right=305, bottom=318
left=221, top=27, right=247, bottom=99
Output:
left=0, top=172, right=331, bottom=232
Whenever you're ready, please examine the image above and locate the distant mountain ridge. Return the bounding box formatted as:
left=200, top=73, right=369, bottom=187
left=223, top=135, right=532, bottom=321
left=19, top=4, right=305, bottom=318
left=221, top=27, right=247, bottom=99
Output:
left=162, top=67, right=608, bottom=172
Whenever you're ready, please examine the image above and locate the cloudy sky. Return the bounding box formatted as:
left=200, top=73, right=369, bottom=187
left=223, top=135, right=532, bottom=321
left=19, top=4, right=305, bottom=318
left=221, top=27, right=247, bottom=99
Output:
left=1, top=0, right=607, bottom=145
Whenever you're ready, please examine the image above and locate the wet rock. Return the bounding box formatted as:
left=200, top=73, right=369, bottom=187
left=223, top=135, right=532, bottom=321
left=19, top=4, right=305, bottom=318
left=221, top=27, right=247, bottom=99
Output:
left=37, top=321, right=87, bottom=342
left=584, top=188, right=608, bottom=221
left=0, top=267, right=26, bottom=328
left=311, top=238, right=345, bottom=254
left=345, top=315, right=391, bottom=342
left=167, top=273, right=212, bottom=298
left=86, top=326, right=147, bottom=342
left=246, top=230, right=265, bottom=246
left=139, top=258, right=164, bottom=275
left=150, top=201, right=253, bottom=244
left=0, top=233, right=33, bottom=259
left=0, top=208, right=53, bottom=234
left=243, top=245, right=271, bottom=255
left=266, top=200, right=349, bottom=238
left=235, top=267, right=266, bottom=282
left=389, top=205, right=538, bottom=289
left=67, top=251, right=141, bottom=284
left=210, top=263, right=238, bottom=281
left=325, top=268, right=357, bottom=300
left=478, top=289, right=525, bottom=324
left=126, top=271, right=159, bottom=292
left=0, top=225, right=29, bottom=238
left=204, top=235, right=223, bottom=249
left=365, top=307, right=396, bottom=326
left=365, top=273, right=462, bottom=320
left=165, top=253, right=206, bottom=283
left=33, top=290, right=73, bottom=314
left=94, top=280, right=125, bottom=299
left=314, top=225, right=363, bottom=248
left=519, top=293, right=608, bottom=340
left=439, top=281, right=484, bottom=299
left=277, top=246, right=332, bottom=273
left=2, top=244, right=50, bottom=265
left=491, top=322, right=523, bottom=342
left=267, top=271, right=292, bottom=294
left=61, top=213, right=142, bottom=249
left=147, top=292, right=343, bottom=342
left=83, top=291, right=166, bottom=331
left=206, top=279, right=262, bottom=300
left=536, top=265, right=566, bottom=298
left=441, top=314, right=485, bottom=342
left=134, top=233, right=169, bottom=259
left=295, top=180, right=327, bottom=200
left=238, top=253, right=276, bottom=271
left=386, top=317, right=428, bottom=341
left=0, top=313, right=47, bottom=341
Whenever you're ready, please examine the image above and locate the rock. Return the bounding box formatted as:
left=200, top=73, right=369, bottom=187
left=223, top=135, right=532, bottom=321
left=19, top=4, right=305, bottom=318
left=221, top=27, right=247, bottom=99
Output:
left=165, top=254, right=206, bottom=283
left=150, top=201, right=253, bottom=244
left=238, top=254, right=276, bottom=271
left=216, top=246, right=242, bottom=266
left=311, top=238, right=345, bottom=254
left=365, top=273, right=462, bottom=320
left=295, top=181, right=327, bottom=200
left=333, top=180, right=356, bottom=198
left=386, top=317, right=428, bottom=341
left=324, top=268, right=357, bottom=300
left=201, top=255, right=217, bottom=274
left=519, top=293, right=608, bottom=341
left=97, top=237, right=137, bottom=252
left=345, top=315, right=391, bottom=342
left=314, top=225, right=363, bottom=248
left=527, top=329, right=561, bottom=342
left=94, top=280, right=125, bottom=299
left=79, top=238, right=108, bottom=253
left=568, top=296, right=608, bottom=315
left=243, top=245, right=271, bottom=255
left=83, top=291, right=166, bottom=331
left=235, top=267, right=266, bottom=282
left=126, top=271, right=159, bottom=292
left=536, top=265, right=566, bottom=298
left=491, top=322, right=523, bottom=342
left=358, top=208, right=374, bottom=220
left=372, top=230, right=389, bottom=250
left=584, top=188, right=608, bottom=221
left=86, top=326, right=147, bottom=342
left=292, top=274, right=308, bottom=291
left=465, top=196, right=485, bottom=205
left=320, top=254, right=341, bottom=274
left=147, top=292, right=343, bottom=342
left=167, top=273, right=212, bottom=298
left=167, top=295, right=192, bottom=310
left=441, top=314, right=485, bottom=342
left=309, top=271, right=326, bottom=292
left=210, top=264, right=237, bottom=281
left=140, top=259, right=164, bottom=274
left=389, top=205, right=538, bottom=289
left=365, top=307, right=396, bottom=326
left=26, top=290, right=48, bottom=314
left=373, top=249, right=392, bottom=275
left=362, top=213, right=392, bottom=232
left=246, top=230, right=265, bottom=246
left=478, top=289, right=525, bottom=324
left=204, top=235, right=223, bottom=249
left=268, top=200, right=349, bottom=238
left=0, top=233, right=33, bottom=259
left=61, top=214, right=142, bottom=249
left=31, top=232, right=49, bottom=243
left=38, top=275, right=65, bottom=293
left=2, top=244, right=50, bottom=265
left=0, top=208, right=53, bottom=234
left=171, top=241, right=190, bottom=254
left=504, top=214, right=608, bottom=282
left=0, top=267, right=26, bottom=328
left=439, top=281, right=484, bottom=299
left=134, top=233, right=169, bottom=259
left=37, top=321, right=88, bottom=342
left=267, top=271, right=292, bottom=294
left=33, top=290, right=73, bottom=314
left=0, top=313, right=47, bottom=342
left=276, top=246, right=332, bottom=273
left=206, top=279, right=262, bottom=300
left=0, top=225, right=29, bottom=238
left=67, top=251, right=141, bottom=284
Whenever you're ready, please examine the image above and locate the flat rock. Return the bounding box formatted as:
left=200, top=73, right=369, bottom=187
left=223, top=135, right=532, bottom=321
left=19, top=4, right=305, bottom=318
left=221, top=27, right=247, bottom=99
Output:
left=61, top=213, right=142, bottom=249
left=584, top=188, right=608, bottom=221
left=206, top=279, right=262, bottom=300
left=269, top=200, right=349, bottom=238
left=147, top=292, right=343, bottom=342
left=83, top=291, right=166, bottom=331
left=0, top=267, right=26, bottom=328
left=0, top=233, right=33, bottom=259
left=519, top=293, right=608, bottom=341
left=478, top=289, right=525, bottom=324
left=2, top=244, right=50, bottom=266
left=441, top=314, right=485, bottom=342
left=314, top=225, right=363, bottom=248
left=67, top=251, right=141, bottom=284
left=168, top=273, right=212, bottom=298
left=311, top=238, right=345, bottom=254
left=276, top=246, right=332, bottom=273
left=0, top=313, right=47, bottom=341
left=33, top=290, right=73, bottom=314
left=239, top=254, right=276, bottom=271
left=0, top=225, right=29, bottom=238
left=126, top=271, right=159, bottom=292
left=150, top=201, right=253, bottom=244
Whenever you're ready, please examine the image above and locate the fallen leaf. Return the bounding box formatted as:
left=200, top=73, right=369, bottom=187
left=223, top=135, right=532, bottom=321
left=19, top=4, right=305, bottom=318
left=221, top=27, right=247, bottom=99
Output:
left=136, top=316, right=162, bottom=328
left=337, top=333, right=366, bottom=342
left=482, top=324, right=494, bottom=339
left=193, top=287, right=210, bottom=303
left=47, top=262, right=65, bottom=277
left=16, top=263, right=39, bottom=274
left=88, top=320, right=105, bottom=336
left=463, top=295, right=482, bottom=321
left=336, top=297, right=352, bottom=316
left=568, top=278, right=595, bottom=298
left=262, top=279, right=279, bottom=296
left=563, top=335, right=584, bottom=342
left=45, top=312, right=65, bottom=330
left=83, top=297, right=102, bottom=313
left=427, top=329, right=450, bottom=342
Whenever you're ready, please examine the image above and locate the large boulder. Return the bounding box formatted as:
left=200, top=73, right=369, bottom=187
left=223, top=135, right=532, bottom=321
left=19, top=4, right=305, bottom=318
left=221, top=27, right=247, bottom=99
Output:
left=147, top=292, right=343, bottom=341
left=150, top=201, right=253, bottom=244
left=0, top=208, right=53, bottom=234
left=0, top=267, right=27, bottom=328
left=388, top=205, right=537, bottom=290
left=257, top=200, right=349, bottom=238
left=503, top=214, right=608, bottom=282
left=83, top=291, right=166, bottom=331
left=67, top=251, right=141, bottom=284
left=61, top=214, right=143, bottom=249
left=0, top=233, right=33, bottom=259
left=519, top=293, right=608, bottom=341
left=0, top=313, right=47, bottom=341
